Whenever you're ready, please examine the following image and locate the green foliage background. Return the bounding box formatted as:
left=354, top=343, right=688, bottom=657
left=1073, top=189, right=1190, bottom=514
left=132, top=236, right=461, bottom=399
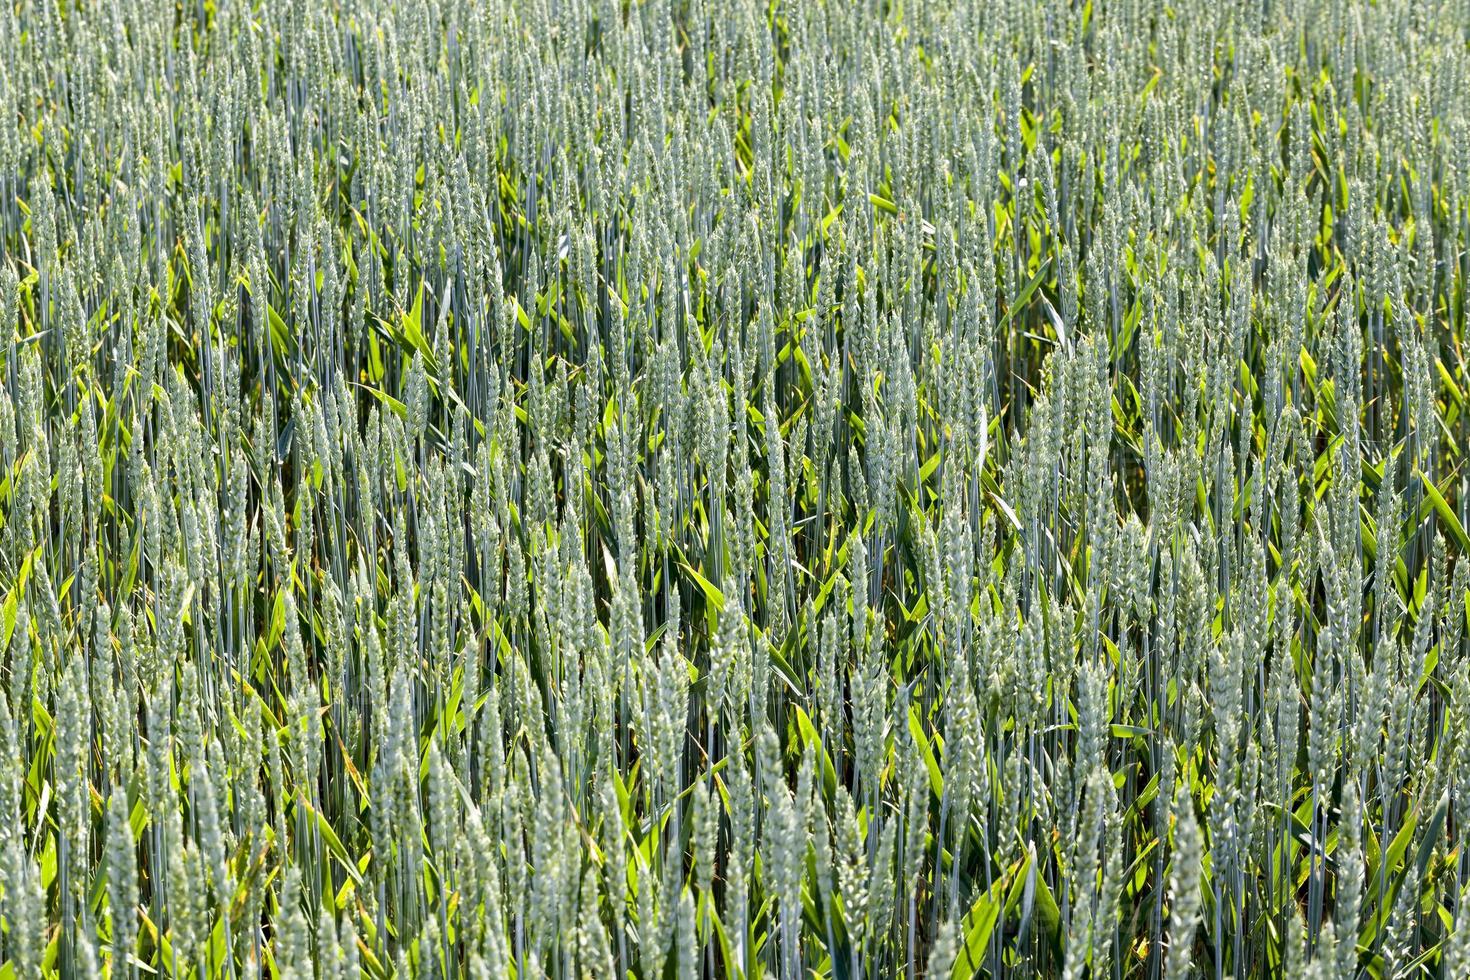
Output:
left=1, top=0, right=1469, bottom=977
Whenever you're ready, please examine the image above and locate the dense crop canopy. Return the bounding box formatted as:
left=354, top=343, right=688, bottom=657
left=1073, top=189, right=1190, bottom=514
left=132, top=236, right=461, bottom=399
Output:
left=1, top=0, right=1469, bottom=977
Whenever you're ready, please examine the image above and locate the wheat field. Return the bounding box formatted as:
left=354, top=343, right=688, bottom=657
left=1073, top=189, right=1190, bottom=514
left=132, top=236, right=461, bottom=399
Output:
left=1, top=0, right=1468, bottom=977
